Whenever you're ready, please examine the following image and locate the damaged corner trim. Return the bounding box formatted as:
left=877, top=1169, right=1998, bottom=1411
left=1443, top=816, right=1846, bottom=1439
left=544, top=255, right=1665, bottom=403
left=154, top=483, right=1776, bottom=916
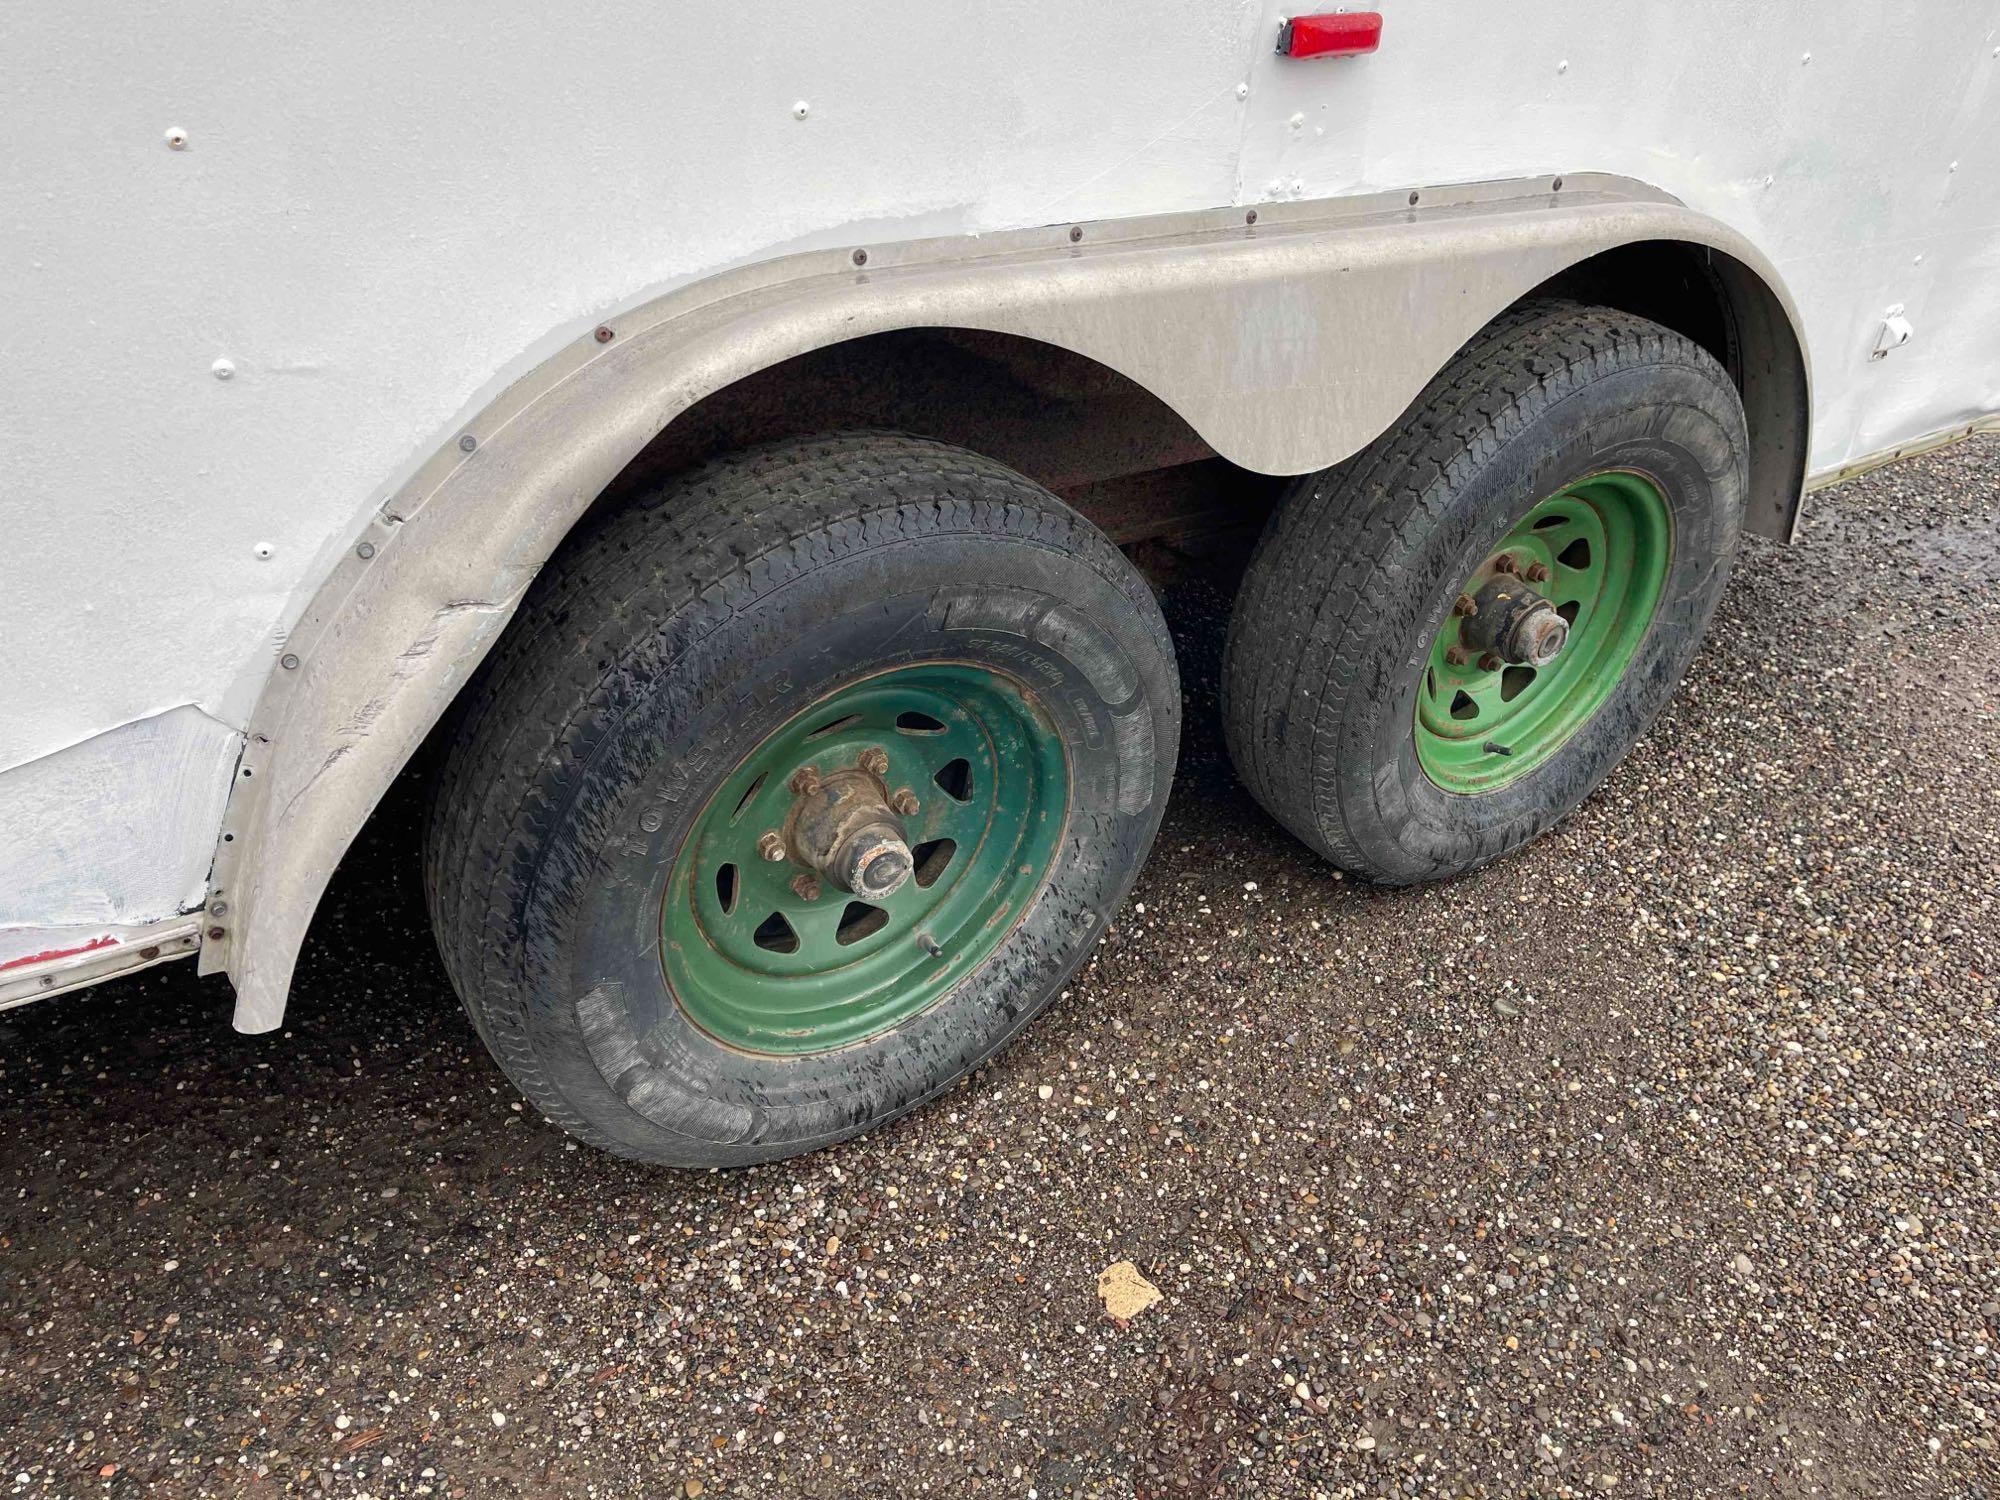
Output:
left=205, top=171, right=1810, bottom=1032
left=0, top=916, right=203, bottom=1011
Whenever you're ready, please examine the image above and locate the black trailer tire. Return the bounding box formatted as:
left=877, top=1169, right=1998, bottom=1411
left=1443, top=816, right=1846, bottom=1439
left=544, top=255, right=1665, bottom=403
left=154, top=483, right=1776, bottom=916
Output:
left=1223, top=304, right=1749, bottom=884
left=424, top=433, right=1178, bottom=1167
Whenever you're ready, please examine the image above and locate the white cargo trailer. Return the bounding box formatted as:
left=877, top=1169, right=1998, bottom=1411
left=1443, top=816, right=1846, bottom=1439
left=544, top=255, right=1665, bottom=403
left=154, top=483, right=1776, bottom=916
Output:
left=4, top=5, right=1995, bottom=1162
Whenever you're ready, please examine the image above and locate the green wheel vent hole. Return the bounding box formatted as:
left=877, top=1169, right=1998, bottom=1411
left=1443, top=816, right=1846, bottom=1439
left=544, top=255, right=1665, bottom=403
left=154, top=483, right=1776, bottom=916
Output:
left=933, top=757, right=973, bottom=802
left=1415, top=470, right=1671, bottom=794
left=911, top=838, right=956, bottom=889
left=752, top=911, right=799, bottom=954
left=662, top=662, right=1068, bottom=1055
left=835, top=902, right=889, bottom=946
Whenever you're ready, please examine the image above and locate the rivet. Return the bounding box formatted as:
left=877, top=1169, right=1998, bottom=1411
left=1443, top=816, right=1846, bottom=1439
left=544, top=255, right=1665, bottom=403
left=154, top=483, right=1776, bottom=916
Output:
left=206, top=926, right=226, bottom=941
left=210, top=901, right=228, bottom=917
left=355, top=541, right=376, bottom=560
left=1235, top=82, right=1249, bottom=100
left=1551, top=176, right=1563, bottom=192
left=851, top=248, right=868, bottom=267
left=792, top=100, right=810, bottom=120
left=1068, top=225, right=1083, bottom=243
left=1556, top=59, right=1568, bottom=74
left=459, top=434, right=477, bottom=452
left=1244, top=209, right=1258, bottom=225
left=253, top=542, right=275, bottom=561
left=212, top=358, right=235, bottom=380
left=1408, top=191, right=1420, bottom=206
left=165, top=127, right=189, bottom=150
left=280, top=652, right=300, bottom=670
left=593, top=325, right=614, bottom=343
left=1801, top=51, right=1811, bottom=64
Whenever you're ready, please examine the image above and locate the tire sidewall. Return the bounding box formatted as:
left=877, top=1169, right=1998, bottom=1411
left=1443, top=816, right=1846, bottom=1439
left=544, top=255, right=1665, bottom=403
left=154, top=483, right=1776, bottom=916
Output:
left=515, top=528, right=1174, bottom=1165
left=1339, top=364, right=1746, bottom=878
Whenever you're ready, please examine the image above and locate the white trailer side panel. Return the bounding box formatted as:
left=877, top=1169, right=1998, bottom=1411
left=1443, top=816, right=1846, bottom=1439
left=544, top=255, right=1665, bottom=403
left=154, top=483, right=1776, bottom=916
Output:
left=3, top=3, right=1996, bottom=956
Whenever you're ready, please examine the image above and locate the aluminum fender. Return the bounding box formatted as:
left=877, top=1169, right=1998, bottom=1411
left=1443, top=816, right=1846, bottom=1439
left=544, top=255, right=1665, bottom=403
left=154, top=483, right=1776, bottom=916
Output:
left=208, top=173, right=1808, bottom=1029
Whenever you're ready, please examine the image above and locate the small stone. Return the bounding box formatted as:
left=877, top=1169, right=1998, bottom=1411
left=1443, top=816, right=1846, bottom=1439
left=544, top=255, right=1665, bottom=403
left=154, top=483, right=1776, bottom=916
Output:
left=1354, top=1434, right=1376, bottom=1451
left=1037, top=1085, right=1054, bottom=1101
left=1731, top=1252, right=1755, bottom=1277
left=490, top=1411, right=507, bottom=1429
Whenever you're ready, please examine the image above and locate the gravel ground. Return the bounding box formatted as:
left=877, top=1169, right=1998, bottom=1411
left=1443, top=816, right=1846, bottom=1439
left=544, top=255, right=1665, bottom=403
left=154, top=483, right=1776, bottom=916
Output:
left=3, top=438, right=1997, bottom=1500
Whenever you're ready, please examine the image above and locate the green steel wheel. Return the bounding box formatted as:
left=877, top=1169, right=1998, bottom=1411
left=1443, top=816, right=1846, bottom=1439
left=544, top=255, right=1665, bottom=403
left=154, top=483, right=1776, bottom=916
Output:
left=663, top=664, right=1069, bottom=1056
left=1415, top=471, right=1672, bottom=794
left=1224, top=302, right=1749, bottom=884
left=425, top=433, right=1178, bottom=1167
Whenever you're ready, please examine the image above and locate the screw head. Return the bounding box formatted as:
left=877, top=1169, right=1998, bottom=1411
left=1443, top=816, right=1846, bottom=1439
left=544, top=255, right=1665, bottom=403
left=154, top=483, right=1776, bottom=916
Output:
left=788, top=766, right=822, bottom=796
left=757, top=831, right=787, bottom=862
left=1069, top=225, right=1083, bottom=243
left=1523, top=561, right=1552, bottom=583
left=356, top=541, right=376, bottom=560
left=206, top=926, right=226, bottom=941
left=1492, top=553, right=1518, bottom=575
left=458, top=434, right=477, bottom=453
left=858, top=747, right=890, bottom=777
left=593, top=325, right=614, bottom=344
left=1451, top=593, right=1478, bottom=617
left=209, top=901, right=228, bottom=917
left=790, top=873, right=822, bottom=901
left=1444, top=645, right=1474, bottom=667
left=280, top=652, right=300, bottom=671
left=851, top=248, right=868, bottom=267
left=891, top=788, right=920, bottom=817
left=1478, top=652, right=1505, bottom=672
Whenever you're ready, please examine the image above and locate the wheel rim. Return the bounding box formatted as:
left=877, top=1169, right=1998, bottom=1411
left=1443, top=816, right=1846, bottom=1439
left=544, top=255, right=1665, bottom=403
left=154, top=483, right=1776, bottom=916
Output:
left=1414, top=470, right=1672, bottom=794
left=662, top=663, right=1069, bottom=1055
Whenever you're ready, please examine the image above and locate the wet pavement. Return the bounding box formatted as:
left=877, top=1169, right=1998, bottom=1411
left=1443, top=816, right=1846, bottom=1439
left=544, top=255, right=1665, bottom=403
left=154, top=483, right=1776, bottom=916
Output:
left=3, top=438, right=1997, bottom=1498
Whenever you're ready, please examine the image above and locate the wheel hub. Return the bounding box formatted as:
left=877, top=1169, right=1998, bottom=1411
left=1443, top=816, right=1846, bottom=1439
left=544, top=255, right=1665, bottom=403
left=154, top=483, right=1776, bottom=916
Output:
left=1460, top=573, right=1571, bottom=668
left=778, top=758, right=915, bottom=898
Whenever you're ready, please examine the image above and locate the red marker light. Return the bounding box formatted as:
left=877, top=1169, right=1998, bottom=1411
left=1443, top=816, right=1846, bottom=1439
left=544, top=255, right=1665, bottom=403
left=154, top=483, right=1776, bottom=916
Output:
left=1278, top=12, right=1384, bottom=60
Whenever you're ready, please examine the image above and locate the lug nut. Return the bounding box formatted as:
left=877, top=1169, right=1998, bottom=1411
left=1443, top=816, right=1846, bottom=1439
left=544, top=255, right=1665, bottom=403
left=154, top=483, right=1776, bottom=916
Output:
left=788, top=766, right=821, bottom=796
left=1479, top=652, right=1505, bottom=672
left=791, top=872, right=822, bottom=901
left=858, top=746, right=890, bottom=776
left=891, top=788, right=920, bottom=816
left=1444, top=645, right=1474, bottom=667
left=1523, top=561, right=1552, bottom=583
left=757, top=831, right=787, bottom=862
left=1492, top=553, right=1518, bottom=575
left=1451, top=594, right=1478, bottom=617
